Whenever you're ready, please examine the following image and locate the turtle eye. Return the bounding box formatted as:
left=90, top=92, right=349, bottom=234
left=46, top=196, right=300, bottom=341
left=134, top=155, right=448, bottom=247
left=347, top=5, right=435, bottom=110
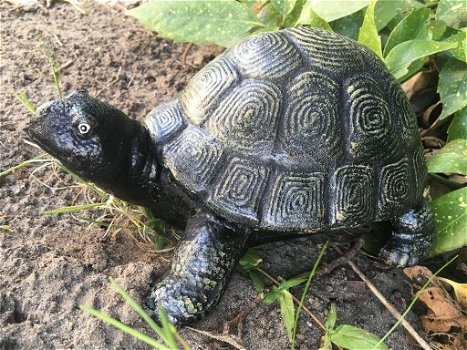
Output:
left=77, top=122, right=91, bottom=135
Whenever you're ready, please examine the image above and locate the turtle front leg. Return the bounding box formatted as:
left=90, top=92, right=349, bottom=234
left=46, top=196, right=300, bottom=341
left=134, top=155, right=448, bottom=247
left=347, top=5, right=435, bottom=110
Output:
left=147, top=211, right=249, bottom=327
left=380, top=199, right=434, bottom=267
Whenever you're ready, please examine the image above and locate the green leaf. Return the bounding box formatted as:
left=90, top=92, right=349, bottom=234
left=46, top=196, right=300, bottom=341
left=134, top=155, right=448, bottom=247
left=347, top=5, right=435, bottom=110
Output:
left=262, top=286, right=281, bottom=304
left=278, top=290, right=295, bottom=343
left=443, top=31, right=467, bottom=62
left=278, top=276, right=307, bottom=290
left=297, top=0, right=369, bottom=25
left=397, top=57, right=428, bottom=83
left=438, top=58, right=467, bottom=119
left=330, top=325, right=388, bottom=350
left=262, top=274, right=306, bottom=305
left=330, top=10, right=365, bottom=40
left=239, top=248, right=263, bottom=271
left=325, top=304, right=337, bottom=330
left=430, top=187, right=467, bottom=256
left=257, top=3, right=283, bottom=27
left=385, top=39, right=457, bottom=80
left=304, top=7, right=332, bottom=31
left=427, top=139, right=467, bottom=175
left=435, top=0, right=467, bottom=29
left=126, top=0, right=263, bottom=47
left=321, top=334, right=332, bottom=350
left=284, top=0, right=306, bottom=27
left=373, top=0, right=420, bottom=31
left=383, top=8, right=431, bottom=57
left=271, top=0, right=296, bottom=17
left=358, top=0, right=382, bottom=59
left=247, top=271, right=265, bottom=292
left=427, top=20, right=447, bottom=41
left=447, top=106, right=467, bottom=142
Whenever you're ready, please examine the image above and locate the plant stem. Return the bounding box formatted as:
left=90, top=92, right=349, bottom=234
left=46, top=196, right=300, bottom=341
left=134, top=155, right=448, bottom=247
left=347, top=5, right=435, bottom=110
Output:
left=429, top=173, right=463, bottom=190
left=291, top=242, right=328, bottom=350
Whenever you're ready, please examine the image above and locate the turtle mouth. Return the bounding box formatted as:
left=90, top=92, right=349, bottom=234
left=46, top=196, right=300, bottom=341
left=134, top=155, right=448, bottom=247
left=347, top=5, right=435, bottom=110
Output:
left=27, top=101, right=51, bottom=138
left=26, top=100, right=70, bottom=159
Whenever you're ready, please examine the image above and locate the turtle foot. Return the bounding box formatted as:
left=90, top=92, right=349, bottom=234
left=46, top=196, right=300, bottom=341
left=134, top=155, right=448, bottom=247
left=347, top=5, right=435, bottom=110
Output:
left=379, top=240, right=422, bottom=267
left=146, top=278, right=201, bottom=327
left=380, top=200, right=434, bottom=268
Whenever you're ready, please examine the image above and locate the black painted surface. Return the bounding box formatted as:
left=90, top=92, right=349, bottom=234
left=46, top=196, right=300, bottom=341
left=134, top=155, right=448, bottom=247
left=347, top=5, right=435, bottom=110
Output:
left=26, top=27, right=434, bottom=327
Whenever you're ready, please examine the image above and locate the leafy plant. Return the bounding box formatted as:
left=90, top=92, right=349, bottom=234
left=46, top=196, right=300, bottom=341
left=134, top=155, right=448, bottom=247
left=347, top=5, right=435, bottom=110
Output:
left=428, top=187, right=467, bottom=256
left=238, top=245, right=390, bottom=350
left=320, top=304, right=388, bottom=350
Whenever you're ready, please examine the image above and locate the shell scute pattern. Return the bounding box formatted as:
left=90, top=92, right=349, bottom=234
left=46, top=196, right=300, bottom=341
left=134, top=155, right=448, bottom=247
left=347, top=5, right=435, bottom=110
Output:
left=155, top=27, right=425, bottom=230
left=180, top=56, right=239, bottom=124
left=285, top=27, right=365, bottom=75
left=281, top=71, right=343, bottom=162
left=145, top=99, right=186, bottom=144
left=231, top=31, right=301, bottom=78
left=413, top=144, right=428, bottom=199
left=331, top=165, right=375, bottom=226
left=163, top=126, right=223, bottom=192
left=263, top=171, right=326, bottom=230
left=387, top=79, right=419, bottom=147
left=208, top=156, right=270, bottom=223
left=204, top=79, right=282, bottom=154
left=377, top=157, right=414, bottom=219
left=345, top=74, right=399, bottom=162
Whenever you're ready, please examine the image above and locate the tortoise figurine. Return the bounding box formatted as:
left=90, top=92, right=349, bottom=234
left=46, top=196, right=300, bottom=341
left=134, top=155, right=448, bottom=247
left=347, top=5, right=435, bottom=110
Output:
left=27, top=27, right=434, bottom=327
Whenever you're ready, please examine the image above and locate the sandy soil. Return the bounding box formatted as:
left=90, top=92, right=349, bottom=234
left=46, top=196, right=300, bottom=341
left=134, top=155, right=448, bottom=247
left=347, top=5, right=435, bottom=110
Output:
left=1, top=2, right=428, bottom=349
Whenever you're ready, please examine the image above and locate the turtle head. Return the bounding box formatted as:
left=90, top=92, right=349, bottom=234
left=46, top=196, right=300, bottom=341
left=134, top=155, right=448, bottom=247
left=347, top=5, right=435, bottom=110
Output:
left=28, top=90, right=158, bottom=204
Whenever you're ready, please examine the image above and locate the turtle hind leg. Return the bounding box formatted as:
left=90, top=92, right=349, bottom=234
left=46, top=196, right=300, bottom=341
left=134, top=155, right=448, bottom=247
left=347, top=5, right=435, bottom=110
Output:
left=147, top=211, right=249, bottom=327
left=380, top=199, right=434, bottom=267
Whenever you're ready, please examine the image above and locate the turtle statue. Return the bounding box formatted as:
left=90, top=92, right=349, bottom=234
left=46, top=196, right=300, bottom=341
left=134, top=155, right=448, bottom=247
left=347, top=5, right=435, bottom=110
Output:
left=27, top=27, right=434, bottom=327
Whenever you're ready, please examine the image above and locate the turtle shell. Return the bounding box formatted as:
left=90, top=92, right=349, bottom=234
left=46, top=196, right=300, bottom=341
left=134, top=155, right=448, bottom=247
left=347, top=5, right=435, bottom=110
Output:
left=145, top=27, right=425, bottom=232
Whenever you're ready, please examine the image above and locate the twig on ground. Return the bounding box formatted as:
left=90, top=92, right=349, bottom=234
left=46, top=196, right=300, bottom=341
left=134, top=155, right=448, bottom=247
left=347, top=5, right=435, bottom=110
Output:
left=332, top=245, right=432, bottom=350
left=59, top=60, right=74, bottom=72
left=182, top=43, right=194, bottom=67
left=186, top=326, right=246, bottom=350
left=223, top=295, right=262, bottom=338
left=316, top=239, right=364, bottom=277
left=94, top=67, right=122, bottom=98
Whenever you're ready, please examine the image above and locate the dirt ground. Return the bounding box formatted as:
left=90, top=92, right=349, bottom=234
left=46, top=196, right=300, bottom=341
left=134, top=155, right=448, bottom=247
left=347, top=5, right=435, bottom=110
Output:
left=0, top=2, right=447, bottom=349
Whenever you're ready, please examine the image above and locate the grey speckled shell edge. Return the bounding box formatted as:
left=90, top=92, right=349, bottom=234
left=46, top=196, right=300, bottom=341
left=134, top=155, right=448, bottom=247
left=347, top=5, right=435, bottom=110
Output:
left=145, top=27, right=425, bottom=232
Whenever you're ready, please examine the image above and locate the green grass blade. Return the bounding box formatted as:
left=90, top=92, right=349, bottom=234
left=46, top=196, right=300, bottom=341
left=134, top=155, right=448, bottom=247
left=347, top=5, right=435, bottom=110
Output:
left=291, top=241, right=328, bottom=350
left=79, top=305, right=172, bottom=350
left=76, top=216, right=125, bottom=229
left=54, top=162, right=109, bottom=198
left=41, top=202, right=107, bottom=215
left=158, top=307, right=180, bottom=350
left=371, top=254, right=459, bottom=349
left=0, top=153, right=49, bottom=178
left=108, top=277, right=178, bottom=348
left=11, top=89, right=36, bottom=114
left=51, top=61, right=62, bottom=99
left=0, top=225, right=14, bottom=232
